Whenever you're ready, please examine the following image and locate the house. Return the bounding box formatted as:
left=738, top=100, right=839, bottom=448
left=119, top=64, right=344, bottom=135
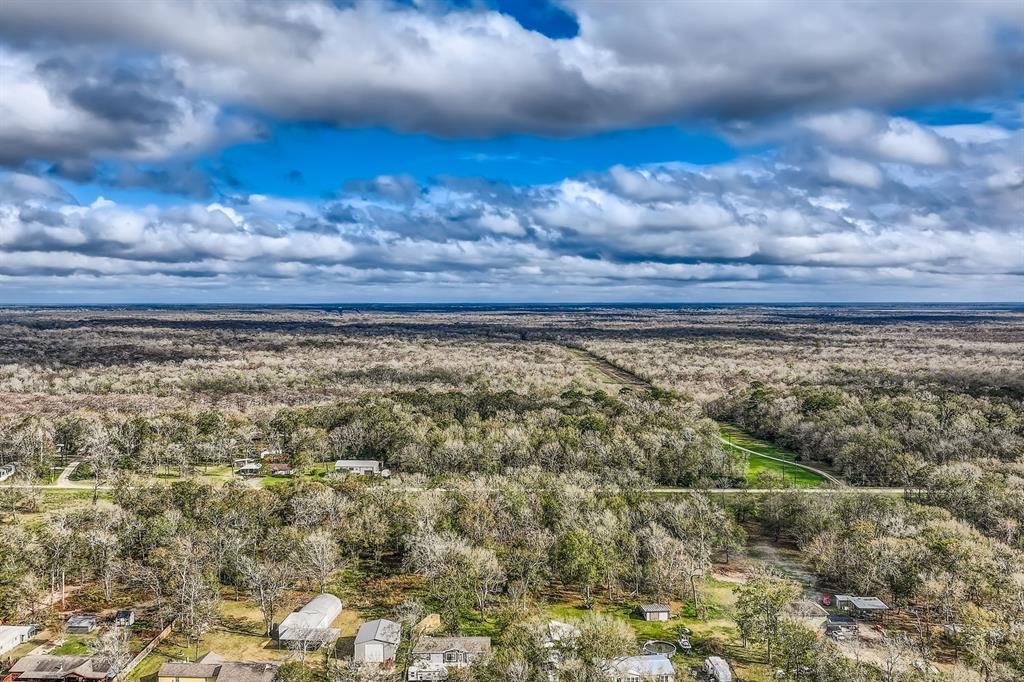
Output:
left=334, top=460, right=387, bottom=476
left=354, top=619, right=401, bottom=664
left=0, top=464, right=15, bottom=482
left=407, top=636, right=491, bottom=680
left=267, top=463, right=293, bottom=477
left=0, top=625, right=37, bottom=657
left=277, top=593, right=342, bottom=647
left=236, top=462, right=262, bottom=477
left=637, top=604, right=670, bottom=622
left=4, top=655, right=114, bottom=681
left=156, top=652, right=279, bottom=682
left=66, top=615, right=97, bottom=634
left=702, top=656, right=733, bottom=682
left=604, top=654, right=674, bottom=681
left=835, top=595, right=889, bottom=617
left=114, top=610, right=135, bottom=627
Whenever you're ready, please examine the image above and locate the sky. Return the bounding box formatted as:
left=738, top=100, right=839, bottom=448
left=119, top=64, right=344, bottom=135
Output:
left=0, top=0, right=1022, bottom=304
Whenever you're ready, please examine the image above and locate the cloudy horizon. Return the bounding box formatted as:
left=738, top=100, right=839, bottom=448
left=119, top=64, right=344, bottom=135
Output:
left=1, top=0, right=1021, bottom=304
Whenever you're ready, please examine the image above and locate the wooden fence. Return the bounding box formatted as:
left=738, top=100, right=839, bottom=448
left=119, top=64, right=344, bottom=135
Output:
left=115, top=620, right=175, bottom=682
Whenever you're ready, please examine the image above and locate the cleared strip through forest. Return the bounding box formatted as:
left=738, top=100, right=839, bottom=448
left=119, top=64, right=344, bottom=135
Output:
left=561, top=344, right=844, bottom=488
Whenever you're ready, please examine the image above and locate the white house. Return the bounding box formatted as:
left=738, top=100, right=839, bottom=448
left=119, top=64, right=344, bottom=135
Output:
left=0, top=464, right=15, bottom=482
left=0, top=624, right=37, bottom=656
left=335, top=459, right=389, bottom=476
left=237, top=462, right=262, bottom=477
left=278, top=593, right=342, bottom=647
left=605, top=654, right=674, bottom=681
left=354, top=619, right=401, bottom=664
left=407, top=636, right=491, bottom=680
left=702, top=656, right=733, bottom=682
left=638, top=603, right=670, bottom=621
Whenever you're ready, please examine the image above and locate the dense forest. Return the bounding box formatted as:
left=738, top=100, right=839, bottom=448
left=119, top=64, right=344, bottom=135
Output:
left=1, top=306, right=1021, bottom=682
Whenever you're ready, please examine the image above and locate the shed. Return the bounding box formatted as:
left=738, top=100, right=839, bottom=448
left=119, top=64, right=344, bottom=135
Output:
left=115, top=610, right=135, bottom=627
left=0, top=464, right=15, bottom=482
left=702, top=656, right=733, bottom=682
left=0, top=624, right=38, bottom=656
left=638, top=603, right=670, bottom=621
left=354, top=619, right=401, bottom=664
left=835, top=595, right=889, bottom=617
left=825, top=614, right=858, bottom=633
left=277, top=593, right=342, bottom=645
left=67, top=615, right=98, bottom=634
left=267, top=463, right=293, bottom=477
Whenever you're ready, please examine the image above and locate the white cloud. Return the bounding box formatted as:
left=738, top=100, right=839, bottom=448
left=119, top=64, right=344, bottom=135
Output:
left=0, top=0, right=1020, bottom=136
left=826, top=155, right=884, bottom=188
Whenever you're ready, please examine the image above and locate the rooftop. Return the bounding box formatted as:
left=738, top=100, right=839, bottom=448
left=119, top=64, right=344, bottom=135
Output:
left=413, top=635, right=492, bottom=655
left=355, top=619, right=401, bottom=646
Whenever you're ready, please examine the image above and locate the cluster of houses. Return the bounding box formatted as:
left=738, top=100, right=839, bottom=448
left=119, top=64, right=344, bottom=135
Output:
left=232, top=455, right=391, bottom=479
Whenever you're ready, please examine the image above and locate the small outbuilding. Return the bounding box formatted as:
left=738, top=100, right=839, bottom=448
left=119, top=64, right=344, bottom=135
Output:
left=0, top=464, right=15, bottom=482
left=67, top=615, right=98, bottom=634
left=702, top=656, right=733, bottom=682
left=114, top=610, right=135, bottom=627
left=835, top=595, right=889, bottom=617
left=638, top=603, right=670, bottom=622
left=354, top=619, right=401, bottom=664
left=0, top=624, right=38, bottom=656
left=267, top=463, right=293, bottom=477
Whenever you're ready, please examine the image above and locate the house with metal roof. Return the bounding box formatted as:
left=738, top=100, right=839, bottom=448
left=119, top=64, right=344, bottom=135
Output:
left=353, top=619, right=401, bottom=664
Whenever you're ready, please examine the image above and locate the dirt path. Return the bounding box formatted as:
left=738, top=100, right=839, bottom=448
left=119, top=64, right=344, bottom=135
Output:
left=54, top=461, right=86, bottom=488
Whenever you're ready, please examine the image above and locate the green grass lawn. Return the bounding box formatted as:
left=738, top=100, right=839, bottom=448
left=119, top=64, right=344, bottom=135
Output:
left=50, top=636, right=91, bottom=655
left=719, top=424, right=826, bottom=487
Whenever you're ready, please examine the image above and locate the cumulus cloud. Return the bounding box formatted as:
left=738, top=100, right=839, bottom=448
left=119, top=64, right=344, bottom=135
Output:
left=0, top=114, right=1020, bottom=300
left=0, top=0, right=1021, bottom=137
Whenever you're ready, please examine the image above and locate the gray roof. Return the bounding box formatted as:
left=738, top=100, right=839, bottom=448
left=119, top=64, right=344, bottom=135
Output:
left=836, top=595, right=889, bottom=610
left=157, top=653, right=277, bottom=682
left=9, top=655, right=113, bottom=680
left=67, top=615, right=97, bottom=626
left=335, top=459, right=382, bottom=467
left=355, top=619, right=401, bottom=646
left=412, top=636, right=491, bottom=655
left=639, top=603, right=670, bottom=613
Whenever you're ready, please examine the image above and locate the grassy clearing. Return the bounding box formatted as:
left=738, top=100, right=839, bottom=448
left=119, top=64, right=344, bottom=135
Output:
left=719, top=424, right=826, bottom=487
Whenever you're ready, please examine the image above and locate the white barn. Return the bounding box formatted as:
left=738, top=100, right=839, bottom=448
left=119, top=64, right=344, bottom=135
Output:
left=354, top=619, right=401, bottom=664
left=278, top=593, right=342, bottom=646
